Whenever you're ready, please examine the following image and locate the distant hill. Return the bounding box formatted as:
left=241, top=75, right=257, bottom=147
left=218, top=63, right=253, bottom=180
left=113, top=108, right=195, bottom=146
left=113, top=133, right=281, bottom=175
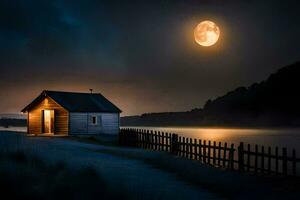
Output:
left=121, top=62, right=300, bottom=127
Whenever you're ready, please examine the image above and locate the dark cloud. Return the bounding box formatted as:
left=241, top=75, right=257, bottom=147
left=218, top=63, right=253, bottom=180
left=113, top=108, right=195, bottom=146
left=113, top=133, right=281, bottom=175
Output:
left=0, top=0, right=300, bottom=115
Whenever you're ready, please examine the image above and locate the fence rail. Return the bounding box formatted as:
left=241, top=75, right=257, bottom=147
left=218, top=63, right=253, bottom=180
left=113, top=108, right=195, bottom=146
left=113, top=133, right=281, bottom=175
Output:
left=119, top=128, right=300, bottom=177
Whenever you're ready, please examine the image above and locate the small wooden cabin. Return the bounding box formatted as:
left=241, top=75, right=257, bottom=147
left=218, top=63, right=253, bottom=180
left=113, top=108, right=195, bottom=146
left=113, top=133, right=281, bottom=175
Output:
left=21, top=90, right=122, bottom=136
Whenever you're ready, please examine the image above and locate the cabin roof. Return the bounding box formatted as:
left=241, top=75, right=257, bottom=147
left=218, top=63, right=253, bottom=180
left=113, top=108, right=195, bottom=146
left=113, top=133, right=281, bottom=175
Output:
left=21, top=90, right=122, bottom=113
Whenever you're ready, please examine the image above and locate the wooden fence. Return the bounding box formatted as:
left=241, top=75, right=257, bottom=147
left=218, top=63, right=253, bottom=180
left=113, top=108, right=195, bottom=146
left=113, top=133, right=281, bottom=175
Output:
left=119, top=128, right=300, bottom=177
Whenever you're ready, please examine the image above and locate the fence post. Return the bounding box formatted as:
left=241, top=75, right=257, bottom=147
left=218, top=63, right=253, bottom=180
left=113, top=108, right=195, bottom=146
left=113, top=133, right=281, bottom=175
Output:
left=238, top=142, right=244, bottom=171
left=203, top=140, right=207, bottom=163
left=140, top=130, right=143, bottom=148
left=194, top=139, right=198, bottom=160
left=186, top=138, right=190, bottom=158
left=171, top=134, right=179, bottom=155
left=267, top=147, right=271, bottom=174
left=247, top=144, right=251, bottom=172
left=178, top=136, right=182, bottom=156
left=150, top=130, right=154, bottom=149
left=129, top=129, right=133, bottom=146
left=282, top=148, right=287, bottom=175
left=140, top=129, right=143, bottom=147
left=182, top=137, right=186, bottom=157
left=161, top=132, right=165, bottom=151
left=275, top=147, right=279, bottom=175
left=146, top=130, right=150, bottom=149
left=131, top=129, right=134, bottom=147
left=208, top=141, right=211, bottom=164
left=189, top=138, right=193, bottom=159
left=134, top=129, right=137, bottom=147
left=218, top=142, right=221, bottom=166
left=145, top=130, right=148, bottom=148
left=230, top=144, right=235, bottom=170
left=261, top=146, right=265, bottom=173
left=123, top=129, right=126, bottom=146
left=292, top=149, right=296, bottom=176
left=154, top=131, right=158, bottom=150
left=223, top=142, right=227, bottom=167
left=158, top=132, right=161, bottom=150
left=255, top=145, right=258, bottom=174
left=134, top=130, right=138, bottom=147
left=199, top=139, right=202, bottom=162
left=213, top=141, right=216, bottom=165
left=168, top=133, right=172, bottom=152
left=124, top=129, right=127, bottom=146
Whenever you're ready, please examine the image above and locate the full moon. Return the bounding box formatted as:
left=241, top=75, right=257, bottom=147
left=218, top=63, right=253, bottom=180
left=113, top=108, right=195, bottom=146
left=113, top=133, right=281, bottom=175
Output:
left=194, top=20, right=220, bottom=47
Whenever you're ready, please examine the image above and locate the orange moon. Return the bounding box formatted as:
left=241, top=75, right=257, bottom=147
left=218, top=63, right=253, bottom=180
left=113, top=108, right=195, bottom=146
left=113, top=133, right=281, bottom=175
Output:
left=194, top=20, right=220, bottom=47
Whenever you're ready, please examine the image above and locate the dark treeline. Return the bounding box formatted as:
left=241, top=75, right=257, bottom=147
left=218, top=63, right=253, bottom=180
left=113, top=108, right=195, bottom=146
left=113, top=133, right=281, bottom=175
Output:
left=121, top=62, right=300, bottom=127
left=0, top=118, right=27, bottom=127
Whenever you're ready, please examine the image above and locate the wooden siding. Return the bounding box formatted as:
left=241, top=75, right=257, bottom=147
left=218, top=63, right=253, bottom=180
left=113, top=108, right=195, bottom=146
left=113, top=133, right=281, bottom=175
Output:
left=69, top=113, right=119, bottom=135
left=102, top=113, right=119, bottom=135
left=28, top=97, right=69, bottom=135
left=69, top=113, right=88, bottom=134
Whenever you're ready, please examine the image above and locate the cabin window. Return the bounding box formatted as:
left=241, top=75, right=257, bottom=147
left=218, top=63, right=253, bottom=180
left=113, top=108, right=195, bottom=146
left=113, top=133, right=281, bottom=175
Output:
left=91, top=116, right=97, bottom=125
left=90, top=115, right=102, bottom=126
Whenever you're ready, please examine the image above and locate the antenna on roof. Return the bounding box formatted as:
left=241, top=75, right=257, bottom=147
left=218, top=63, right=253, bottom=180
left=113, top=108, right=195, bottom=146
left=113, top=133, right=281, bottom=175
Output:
left=89, top=89, right=93, bottom=94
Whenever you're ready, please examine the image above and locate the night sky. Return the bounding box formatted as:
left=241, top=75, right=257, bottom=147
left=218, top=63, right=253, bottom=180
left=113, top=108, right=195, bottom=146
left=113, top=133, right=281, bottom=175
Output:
left=1, top=0, right=300, bottom=116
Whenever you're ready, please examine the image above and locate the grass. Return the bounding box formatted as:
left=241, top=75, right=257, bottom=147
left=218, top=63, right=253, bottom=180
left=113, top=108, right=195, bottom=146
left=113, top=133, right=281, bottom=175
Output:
left=0, top=150, right=128, bottom=200
left=67, top=135, right=119, bottom=146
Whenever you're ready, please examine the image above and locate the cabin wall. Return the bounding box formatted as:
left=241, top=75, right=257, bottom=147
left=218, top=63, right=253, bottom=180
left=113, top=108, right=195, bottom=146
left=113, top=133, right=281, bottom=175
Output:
left=28, top=97, right=69, bottom=135
left=69, top=112, right=119, bottom=135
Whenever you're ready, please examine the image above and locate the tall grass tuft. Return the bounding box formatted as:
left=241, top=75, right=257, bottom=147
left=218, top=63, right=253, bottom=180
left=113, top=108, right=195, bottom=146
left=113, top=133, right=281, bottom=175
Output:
left=0, top=150, right=129, bottom=200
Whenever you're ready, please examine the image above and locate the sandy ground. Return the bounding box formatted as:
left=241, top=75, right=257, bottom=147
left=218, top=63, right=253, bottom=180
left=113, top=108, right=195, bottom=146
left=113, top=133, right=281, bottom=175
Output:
left=0, top=131, right=222, bottom=200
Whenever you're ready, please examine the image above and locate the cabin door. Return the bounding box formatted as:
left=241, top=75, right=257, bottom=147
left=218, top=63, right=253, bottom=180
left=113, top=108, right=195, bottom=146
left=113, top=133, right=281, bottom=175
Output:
left=42, top=110, right=55, bottom=134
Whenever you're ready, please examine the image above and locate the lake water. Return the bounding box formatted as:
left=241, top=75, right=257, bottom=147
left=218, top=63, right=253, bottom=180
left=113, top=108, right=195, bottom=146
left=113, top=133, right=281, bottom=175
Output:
left=124, top=127, right=300, bottom=155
